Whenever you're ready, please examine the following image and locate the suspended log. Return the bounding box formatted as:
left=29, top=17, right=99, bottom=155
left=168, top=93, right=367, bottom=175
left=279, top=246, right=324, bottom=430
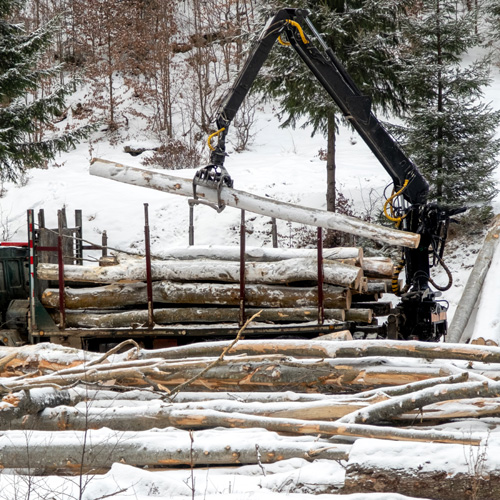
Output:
left=0, top=428, right=349, bottom=473
left=90, top=159, right=421, bottom=249
left=155, top=245, right=363, bottom=264
left=447, top=215, right=500, bottom=343
left=38, top=257, right=363, bottom=289
left=41, top=281, right=352, bottom=310
left=59, top=307, right=347, bottom=328
left=343, top=439, right=497, bottom=500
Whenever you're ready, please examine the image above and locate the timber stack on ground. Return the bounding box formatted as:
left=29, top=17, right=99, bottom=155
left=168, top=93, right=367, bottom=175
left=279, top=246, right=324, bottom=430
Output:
left=1, top=338, right=500, bottom=499
left=37, top=245, right=395, bottom=334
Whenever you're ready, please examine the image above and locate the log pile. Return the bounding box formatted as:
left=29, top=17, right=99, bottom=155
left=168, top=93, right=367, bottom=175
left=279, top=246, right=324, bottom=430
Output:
left=0, top=337, right=500, bottom=500
left=38, top=245, right=394, bottom=331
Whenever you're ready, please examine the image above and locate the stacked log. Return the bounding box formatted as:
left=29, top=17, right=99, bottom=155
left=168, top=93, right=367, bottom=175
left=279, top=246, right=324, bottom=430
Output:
left=38, top=246, right=395, bottom=331
left=0, top=337, right=497, bottom=498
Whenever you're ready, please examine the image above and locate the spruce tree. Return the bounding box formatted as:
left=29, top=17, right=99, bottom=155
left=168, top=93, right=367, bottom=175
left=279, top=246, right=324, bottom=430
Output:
left=255, top=0, right=413, bottom=214
left=0, top=0, right=93, bottom=183
left=396, top=0, right=500, bottom=207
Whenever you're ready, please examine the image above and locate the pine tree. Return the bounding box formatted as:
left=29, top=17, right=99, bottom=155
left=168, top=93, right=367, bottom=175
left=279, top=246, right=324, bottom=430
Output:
left=396, top=0, right=500, bottom=207
left=255, top=0, right=413, bottom=215
left=0, top=0, right=93, bottom=183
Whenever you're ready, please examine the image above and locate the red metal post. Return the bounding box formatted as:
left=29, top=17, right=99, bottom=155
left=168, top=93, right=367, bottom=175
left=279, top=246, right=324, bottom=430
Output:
left=57, top=210, right=66, bottom=329
left=317, top=227, right=324, bottom=325
left=27, top=210, right=36, bottom=338
left=239, top=210, right=246, bottom=327
left=144, top=203, right=154, bottom=329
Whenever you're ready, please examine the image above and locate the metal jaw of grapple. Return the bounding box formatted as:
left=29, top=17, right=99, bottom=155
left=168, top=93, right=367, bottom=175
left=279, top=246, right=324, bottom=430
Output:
left=190, top=165, right=234, bottom=213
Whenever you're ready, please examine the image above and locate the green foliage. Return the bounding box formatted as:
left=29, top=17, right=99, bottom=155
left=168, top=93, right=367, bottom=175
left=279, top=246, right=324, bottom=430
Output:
left=0, top=0, right=94, bottom=183
left=255, top=0, right=413, bottom=135
left=396, top=0, right=500, bottom=206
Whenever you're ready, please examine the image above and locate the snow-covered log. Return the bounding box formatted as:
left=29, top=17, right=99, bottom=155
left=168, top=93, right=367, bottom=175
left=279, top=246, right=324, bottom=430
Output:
left=134, top=338, right=500, bottom=366
left=447, top=215, right=500, bottom=343
left=41, top=281, right=352, bottom=310
left=0, top=428, right=349, bottom=473
left=38, top=257, right=364, bottom=289
left=90, top=159, right=421, bottom=249
left=59, top=307, right=349, bottom=328
left=155, top=244, right=363, bottom=264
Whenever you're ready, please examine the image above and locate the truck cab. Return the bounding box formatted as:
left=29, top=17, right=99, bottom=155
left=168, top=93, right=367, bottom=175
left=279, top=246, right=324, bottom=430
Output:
left=0, top=246, right=30, bottom=343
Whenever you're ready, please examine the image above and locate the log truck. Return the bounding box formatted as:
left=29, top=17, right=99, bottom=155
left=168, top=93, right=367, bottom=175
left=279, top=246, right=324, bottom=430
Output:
left=0, top=9, right=463, bottom=348
left=194, top=7, right=464, bottom=341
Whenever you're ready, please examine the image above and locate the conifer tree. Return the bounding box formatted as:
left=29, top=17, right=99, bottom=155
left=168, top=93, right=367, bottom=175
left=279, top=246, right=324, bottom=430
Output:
left=255, top=0, right=413, bottom=214
left=0, top=0, right=92, bottom=183
left=396, top=0, right=500, bottom=207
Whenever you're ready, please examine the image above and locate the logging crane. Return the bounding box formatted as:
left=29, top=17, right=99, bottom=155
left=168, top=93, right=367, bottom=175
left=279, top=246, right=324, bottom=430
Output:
left=196, top=8, right=464, bottom=341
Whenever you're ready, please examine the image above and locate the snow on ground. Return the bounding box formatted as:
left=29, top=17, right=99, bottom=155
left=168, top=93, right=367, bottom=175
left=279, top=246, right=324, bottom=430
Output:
left=1, top=50, right=500, bottom=499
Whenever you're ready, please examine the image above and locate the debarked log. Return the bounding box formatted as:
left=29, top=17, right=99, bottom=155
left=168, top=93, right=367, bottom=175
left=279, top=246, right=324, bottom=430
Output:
left=0, top=428, right=349, bottom=473
left=90, top=159, right=421, bottom=249
left=58, top=307, right=350, bottom=328
left=41, top=281, right=352, bottom=310
left=38, top=257, right=363, bottom=289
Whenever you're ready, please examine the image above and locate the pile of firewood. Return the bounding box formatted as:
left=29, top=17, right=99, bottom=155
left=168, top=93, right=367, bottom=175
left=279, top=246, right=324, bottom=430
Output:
left=0, top=337, right=500, bottom=499
left=37, top=245, right=395, bottom=328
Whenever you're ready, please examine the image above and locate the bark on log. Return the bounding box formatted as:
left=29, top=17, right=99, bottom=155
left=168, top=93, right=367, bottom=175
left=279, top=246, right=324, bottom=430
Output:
left=38, top=257, right=363, bottom=289
left=41, top=281, right=352, bottom=310
left=0, top=428, right=349, bottom=473
left=59, top=307, right=348, bottom=328
left=447, top=215, right=500, bottom=343
left=9, top=397, right=371, bottom=431
left=136, top=338, right=500, bottom=366
left=150, top=408, right=480, bottom=444
left=361, top=257, right=394, bottom=279
left=337, top=376, right=500, bottom=425
left=0, top=355, right=454, bottom=394
left=343, top=439, right=496, bottom=500
left=90, top=159, right=421, bottom=249
left=155, top=245, right=363, bottom=264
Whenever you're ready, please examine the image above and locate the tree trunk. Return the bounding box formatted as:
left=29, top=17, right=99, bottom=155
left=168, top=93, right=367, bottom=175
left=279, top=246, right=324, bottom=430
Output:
left=447, top=215, right=500, bottom=343
left=38, top=257, right=364, bottom=290
left=59, top=307, right=350, bottom=328
left=154, top=245, right=363, bottom=264
left=41, top=281, right=352, bottom=310
left=0, top=428, right=349, bottom=473
left=90, top=159, right=421, bottom=249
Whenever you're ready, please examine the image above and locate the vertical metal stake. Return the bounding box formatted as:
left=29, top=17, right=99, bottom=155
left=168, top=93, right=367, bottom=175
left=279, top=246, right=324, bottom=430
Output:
left=239, top=210, right=246, bottom=327
left=75, top=209, right=83, bottom=265
left=144, top=203, right=154, bottom=329
left=271, top=217, right=278, bottom=248
left=189, top=201, right=195, bottom=246
left=102, top=231, right=108, bottom=257
left=57, top=210, right=66, bottom=330
left=317, top=227, right=324, bottom=325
